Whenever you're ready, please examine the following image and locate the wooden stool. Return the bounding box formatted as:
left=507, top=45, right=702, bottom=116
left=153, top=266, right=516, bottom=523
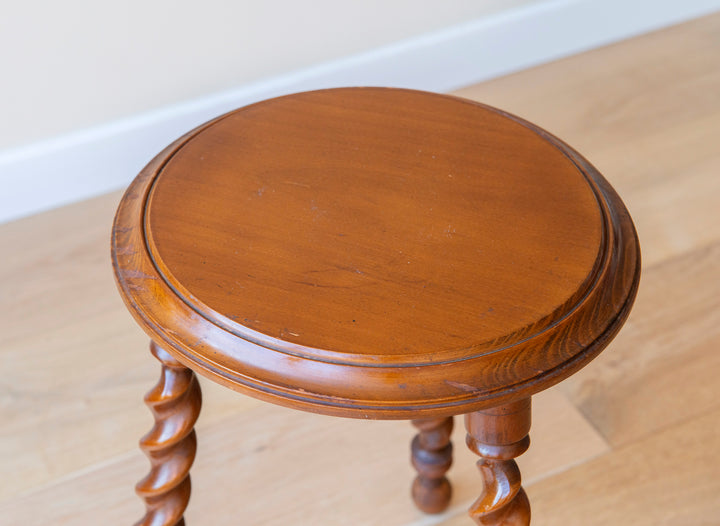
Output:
left=112, top=88, right=640, bottom=525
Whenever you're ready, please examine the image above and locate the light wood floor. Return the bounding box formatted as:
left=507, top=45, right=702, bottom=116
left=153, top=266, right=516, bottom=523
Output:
left=2, top=13, right=719, bottom=525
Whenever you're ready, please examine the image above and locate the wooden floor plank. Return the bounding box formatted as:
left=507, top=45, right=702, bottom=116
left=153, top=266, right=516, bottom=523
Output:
left=0, top=279, right=259, bottom=501
left=624, top=165, right=719, bottom=267
left=454, top=13, right=720, bottom=190
left=0, top=192, right=122, bottom=348
left=438, top=406, right=720, bottom=526
left=559, top=241, right=720, bottom=446
left=0, top=388, right=606, bottom=525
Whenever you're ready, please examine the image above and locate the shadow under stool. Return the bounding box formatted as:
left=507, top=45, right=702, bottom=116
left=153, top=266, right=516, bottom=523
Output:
left=111, top=87, right=640, bottom=525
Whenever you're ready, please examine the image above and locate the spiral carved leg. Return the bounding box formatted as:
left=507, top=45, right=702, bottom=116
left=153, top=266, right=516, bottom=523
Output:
left=135, top=341, right=202, bottom=526
left=465, top=399, right=531, bottom=526
left=410, top=416, right=454, bottom=513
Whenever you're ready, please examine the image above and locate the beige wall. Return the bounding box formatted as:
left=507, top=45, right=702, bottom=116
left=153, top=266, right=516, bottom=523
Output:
left=0, top=0, right=539, bottom=150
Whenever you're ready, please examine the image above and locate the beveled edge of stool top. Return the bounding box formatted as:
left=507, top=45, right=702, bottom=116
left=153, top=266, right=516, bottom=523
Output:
left=112, top=88, right=640, bottom=419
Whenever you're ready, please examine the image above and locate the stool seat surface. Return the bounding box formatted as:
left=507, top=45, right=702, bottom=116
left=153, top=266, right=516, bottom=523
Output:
left=113, top=88, right=640, bottom=418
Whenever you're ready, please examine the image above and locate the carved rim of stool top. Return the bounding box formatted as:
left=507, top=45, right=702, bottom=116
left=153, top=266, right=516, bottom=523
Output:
left=112, top=88, right=640, bottom=419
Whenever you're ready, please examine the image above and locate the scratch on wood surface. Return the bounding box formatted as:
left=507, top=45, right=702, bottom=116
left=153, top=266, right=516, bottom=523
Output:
left=283, top=180, right=311, bottom=188
left=445, top=380, right=481, bottom=393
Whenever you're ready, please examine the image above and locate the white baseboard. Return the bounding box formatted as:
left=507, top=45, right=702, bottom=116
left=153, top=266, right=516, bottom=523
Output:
left=2, top=0, right=718, bottom=224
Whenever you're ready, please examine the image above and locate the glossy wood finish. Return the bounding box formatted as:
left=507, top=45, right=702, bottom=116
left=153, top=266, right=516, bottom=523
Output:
left=112, top=87, right=640, bottom=419
left=135, top=342, right=201, bottom=526
left=148, top=91, right=603, bottom=360
left=410, top=417, right=454, bottom=513
left=465, top=399, right=531, bottom=525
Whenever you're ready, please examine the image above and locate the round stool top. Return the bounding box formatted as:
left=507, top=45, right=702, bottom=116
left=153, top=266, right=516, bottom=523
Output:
left=112, top=88, right=640, bottom=419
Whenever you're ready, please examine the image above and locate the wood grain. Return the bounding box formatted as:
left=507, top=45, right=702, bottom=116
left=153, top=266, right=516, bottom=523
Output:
left=113, top=88, right=639, bottom=418
left=146, top=90, right=604, bottom=358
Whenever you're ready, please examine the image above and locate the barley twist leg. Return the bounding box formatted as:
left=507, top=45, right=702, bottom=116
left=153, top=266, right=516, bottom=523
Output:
left=135, top=341, right=202, bottom=526
left=465, top=399, right=531, bottom=525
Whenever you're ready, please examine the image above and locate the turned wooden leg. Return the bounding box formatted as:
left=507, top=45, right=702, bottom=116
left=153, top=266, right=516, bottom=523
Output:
left=465, top=399, right=531, bottom=526
left=135, top=341, right=202, bottom=526
left=410, top=416, right=454, bottom=513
